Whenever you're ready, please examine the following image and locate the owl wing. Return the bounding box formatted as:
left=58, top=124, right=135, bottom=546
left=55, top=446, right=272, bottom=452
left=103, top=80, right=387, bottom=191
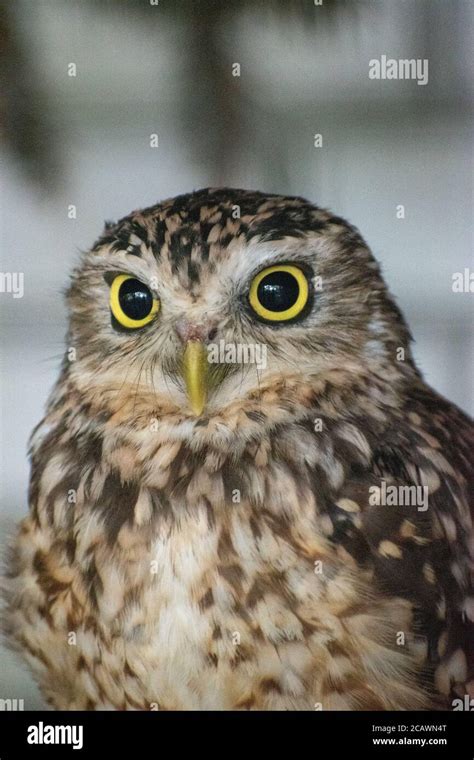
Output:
left=324, top=381, right=474, bottom=705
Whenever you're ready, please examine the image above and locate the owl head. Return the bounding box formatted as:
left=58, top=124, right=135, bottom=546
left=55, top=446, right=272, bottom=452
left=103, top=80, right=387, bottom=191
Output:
left=65, top=188, right=416, bottom=428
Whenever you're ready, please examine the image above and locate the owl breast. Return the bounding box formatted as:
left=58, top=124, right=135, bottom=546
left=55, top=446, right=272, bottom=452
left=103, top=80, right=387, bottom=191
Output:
left=8, top=424, right=431, bottom=711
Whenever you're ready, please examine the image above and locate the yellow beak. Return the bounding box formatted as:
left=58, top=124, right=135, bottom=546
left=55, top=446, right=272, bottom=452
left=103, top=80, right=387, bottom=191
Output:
left=182, top=340, right=208, bottom=416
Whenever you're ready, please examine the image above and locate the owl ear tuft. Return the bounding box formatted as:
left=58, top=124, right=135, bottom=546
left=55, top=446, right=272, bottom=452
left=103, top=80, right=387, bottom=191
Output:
left=103, top=219, right=116, bottom=231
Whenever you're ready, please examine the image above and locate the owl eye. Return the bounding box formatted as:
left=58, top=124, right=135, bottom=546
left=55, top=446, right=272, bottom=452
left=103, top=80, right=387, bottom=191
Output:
left=248, top=264, right=310, bottom=322
left=109, top=274, right=159, bottom=329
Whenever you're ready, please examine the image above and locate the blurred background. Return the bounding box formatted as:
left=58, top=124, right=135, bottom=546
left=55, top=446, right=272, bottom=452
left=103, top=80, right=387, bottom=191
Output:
left=0, top=0, right=473, bottom=709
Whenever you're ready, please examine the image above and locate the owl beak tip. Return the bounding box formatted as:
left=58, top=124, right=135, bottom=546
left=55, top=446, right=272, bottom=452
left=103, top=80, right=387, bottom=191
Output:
left=190, top=399, right=206, bottom=417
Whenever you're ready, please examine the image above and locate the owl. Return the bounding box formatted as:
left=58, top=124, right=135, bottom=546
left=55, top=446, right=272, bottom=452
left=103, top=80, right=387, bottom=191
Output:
left=3, top=188, right=473, bottom=711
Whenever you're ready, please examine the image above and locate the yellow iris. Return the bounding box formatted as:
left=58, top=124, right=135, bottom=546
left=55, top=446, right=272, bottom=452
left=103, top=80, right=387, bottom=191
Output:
left=248, top=264, right=309, bottom=322
left=109, top=274, right=159, bottom=329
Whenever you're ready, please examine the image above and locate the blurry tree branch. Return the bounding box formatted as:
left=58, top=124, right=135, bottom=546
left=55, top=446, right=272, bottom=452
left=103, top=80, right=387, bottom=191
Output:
left=0, top=0, right=357, bottom=188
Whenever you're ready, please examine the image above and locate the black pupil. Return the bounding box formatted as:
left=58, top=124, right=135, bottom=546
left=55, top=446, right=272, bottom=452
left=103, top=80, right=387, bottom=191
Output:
left=119, top=278, right=153, bottom=320
left=257, top=271, right=300, bottom=312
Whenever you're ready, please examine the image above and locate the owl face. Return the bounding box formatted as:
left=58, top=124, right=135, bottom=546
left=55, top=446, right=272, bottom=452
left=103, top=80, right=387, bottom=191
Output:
left=65, top=189, right=413, bottom=420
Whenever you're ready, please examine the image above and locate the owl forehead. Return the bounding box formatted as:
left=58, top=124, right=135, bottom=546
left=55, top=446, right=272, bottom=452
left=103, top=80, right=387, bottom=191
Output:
left=90, top=189, right=354, bottom=303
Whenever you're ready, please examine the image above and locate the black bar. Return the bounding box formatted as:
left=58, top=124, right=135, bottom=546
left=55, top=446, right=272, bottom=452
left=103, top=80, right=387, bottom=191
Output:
left=0, top=710, right=472, bottom=758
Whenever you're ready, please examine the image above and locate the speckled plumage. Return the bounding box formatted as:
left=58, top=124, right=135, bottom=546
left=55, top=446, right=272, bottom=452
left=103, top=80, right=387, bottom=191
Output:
left=3, top=188, right=473, bottom=710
